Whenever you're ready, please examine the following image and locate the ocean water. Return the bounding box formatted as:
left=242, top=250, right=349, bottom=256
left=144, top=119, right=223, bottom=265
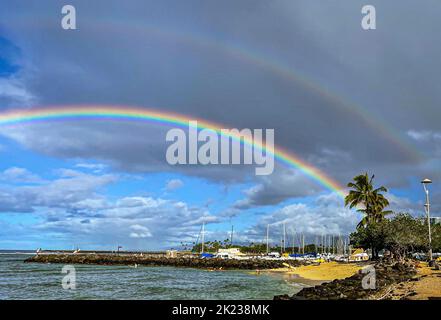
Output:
left=0, top=253, right=307, bottom=300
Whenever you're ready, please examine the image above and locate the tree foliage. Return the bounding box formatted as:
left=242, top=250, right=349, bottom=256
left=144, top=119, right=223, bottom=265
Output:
left=345, top=173, right=392, bottom=228
left=350, top=212, right=440, bottom=259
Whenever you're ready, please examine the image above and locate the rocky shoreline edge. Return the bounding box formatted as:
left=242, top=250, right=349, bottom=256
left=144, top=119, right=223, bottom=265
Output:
left=24, top=253, right=304, bottom=270
left=274, top=259, right=418, bottom=300
left=26, top=254, right=429, bottom=300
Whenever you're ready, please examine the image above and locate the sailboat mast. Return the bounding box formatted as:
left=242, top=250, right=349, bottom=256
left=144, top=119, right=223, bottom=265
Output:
left=292, top=230, right=295, bottom=254
left=332, top=235, right=335, bottom=254
left=283, top=223, right=286, bottom=253
left=302, top=234, right=305, bottom=254
left=266, top=224, right=269, bottom=254
left=201, top=222, right=205, bottom=254
left=332, top=235, right=334, bottom=255
left=230, top=225, right=234, bottom=247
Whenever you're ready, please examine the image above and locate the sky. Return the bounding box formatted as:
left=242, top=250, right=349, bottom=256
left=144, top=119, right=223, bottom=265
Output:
left=0, top=1, right=440, bottom=250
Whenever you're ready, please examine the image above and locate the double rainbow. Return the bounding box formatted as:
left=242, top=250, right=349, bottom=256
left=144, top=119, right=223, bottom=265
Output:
left=0, top=105, right=346, bottom=198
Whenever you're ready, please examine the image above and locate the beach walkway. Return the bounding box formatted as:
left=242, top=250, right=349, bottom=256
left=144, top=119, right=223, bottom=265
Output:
left=388, top=262, right=441, bottom=300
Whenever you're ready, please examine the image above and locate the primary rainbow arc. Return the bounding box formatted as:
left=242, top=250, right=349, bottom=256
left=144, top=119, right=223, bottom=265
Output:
left=0, top=105, right=346, bottom=198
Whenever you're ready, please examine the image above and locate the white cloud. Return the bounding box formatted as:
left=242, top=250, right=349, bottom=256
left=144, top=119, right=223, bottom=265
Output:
left=407, top=130, right=431, bottom=141
left=129, top=224, right=152, bottom=238
left=31, top=195, right=218, bottom=249
left=0, top=169, right=117, bottom=212
left=387, top=193, right=422, bottom=216
left=407, top=130, right=441, bottom=142
left=165, top=179, right=184, bottom=192
left=0, top=167, right=42, bottom=183
left=0, top=77, right=35, bottom=106
left=75, top=163, right=108, bottom=173
left=241, top=192, right=360, bottom=243
left=0, top=167, right=220, bottom=249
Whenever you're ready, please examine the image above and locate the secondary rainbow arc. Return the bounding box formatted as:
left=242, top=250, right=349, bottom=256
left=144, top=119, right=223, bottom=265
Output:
left=0, top=105, right=346, bottom=198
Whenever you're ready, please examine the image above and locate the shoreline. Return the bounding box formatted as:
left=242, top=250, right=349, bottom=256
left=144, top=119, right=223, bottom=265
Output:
left=274, top=259, right=441, bottom=300
left=24, top=253, right=366, bottom=288
left=373, top=262, right=441, bottom=300
left=24, top=253, right=441, bottom=300
left=264, top=261, right=366, bottom=281
left=262, top=261, right=366, bottom=288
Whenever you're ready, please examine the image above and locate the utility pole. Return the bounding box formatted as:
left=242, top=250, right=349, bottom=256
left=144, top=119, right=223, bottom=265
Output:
left=421, top=179, right=433, bottom=261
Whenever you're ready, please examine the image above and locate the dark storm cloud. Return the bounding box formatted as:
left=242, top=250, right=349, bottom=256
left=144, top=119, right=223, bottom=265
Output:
left=232, top=167, right=322, bottom=209
left=0, top=0, right=440, bottom=201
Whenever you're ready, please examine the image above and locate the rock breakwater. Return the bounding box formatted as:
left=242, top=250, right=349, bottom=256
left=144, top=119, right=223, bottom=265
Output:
left=25, top=254, right=301, bottom=270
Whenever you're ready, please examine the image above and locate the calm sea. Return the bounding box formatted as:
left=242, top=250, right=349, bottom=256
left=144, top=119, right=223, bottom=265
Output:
left=0, top=253, right=307, bottom=300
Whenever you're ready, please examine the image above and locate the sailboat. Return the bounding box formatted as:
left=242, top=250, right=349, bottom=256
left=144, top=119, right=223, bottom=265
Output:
left=199, top=222, right=214, bottom=258
left=262, top=224, right=281, bottom=259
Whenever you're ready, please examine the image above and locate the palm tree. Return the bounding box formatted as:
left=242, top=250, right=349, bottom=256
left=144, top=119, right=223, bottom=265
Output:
left=358, top=192, right=392, bottom=225
left=345, top=173, right=391, bottom=228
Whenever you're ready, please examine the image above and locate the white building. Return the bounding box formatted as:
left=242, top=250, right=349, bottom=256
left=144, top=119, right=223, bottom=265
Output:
left=430, top=217, right=441, bottom=225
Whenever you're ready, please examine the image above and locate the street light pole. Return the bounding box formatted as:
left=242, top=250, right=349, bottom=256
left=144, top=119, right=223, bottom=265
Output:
left=421, top=178, right=433, bottom=261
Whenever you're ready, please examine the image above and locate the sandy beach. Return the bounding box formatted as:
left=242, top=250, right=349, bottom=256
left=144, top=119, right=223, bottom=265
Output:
left=378, top=262, right=441, bottom=300
left=263, top=261, right=366, bottom=287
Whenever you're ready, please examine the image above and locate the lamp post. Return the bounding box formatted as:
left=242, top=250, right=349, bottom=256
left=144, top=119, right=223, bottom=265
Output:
left=421, top=178, right=433, bottom=261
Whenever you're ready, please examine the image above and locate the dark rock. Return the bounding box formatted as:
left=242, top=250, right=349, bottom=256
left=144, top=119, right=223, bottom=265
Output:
left=284, top=260, right=417, bottom=300
left=25, top=253, right=301, bottom=270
